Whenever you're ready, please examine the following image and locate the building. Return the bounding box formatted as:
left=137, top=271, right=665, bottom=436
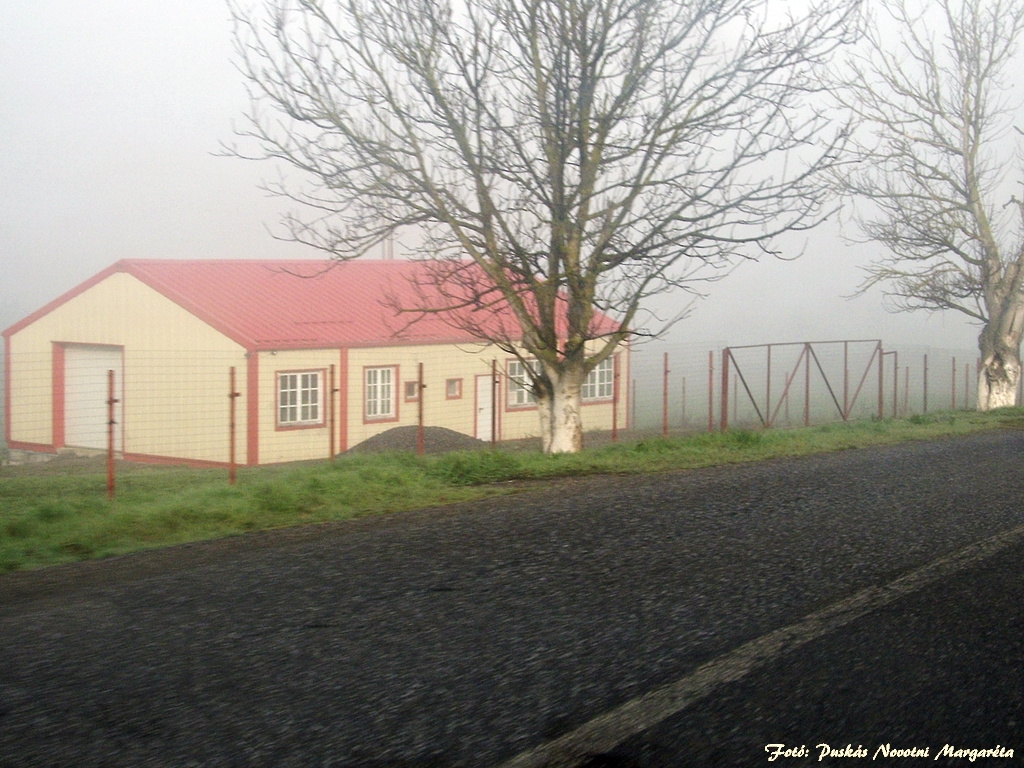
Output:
left=3, top=259, right=629, bottom=465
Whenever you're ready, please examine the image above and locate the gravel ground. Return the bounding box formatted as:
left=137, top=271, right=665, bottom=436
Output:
left=343, top=426, right=492, bottom=454
left=2, top=431, right=1023, bottom=767
left=342, top=425, right=640, bottom=454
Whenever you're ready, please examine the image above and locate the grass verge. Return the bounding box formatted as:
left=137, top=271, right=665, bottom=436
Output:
left=2, top=409, right=1022, bottom=573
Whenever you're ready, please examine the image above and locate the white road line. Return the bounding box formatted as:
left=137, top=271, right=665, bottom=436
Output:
left=496, top=522, right=1024, bottom=768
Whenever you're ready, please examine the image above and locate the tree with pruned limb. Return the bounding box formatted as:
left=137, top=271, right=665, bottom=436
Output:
left=832, top=0, right=1024, bottom=410
left=227, top=0, right=858, bottom=452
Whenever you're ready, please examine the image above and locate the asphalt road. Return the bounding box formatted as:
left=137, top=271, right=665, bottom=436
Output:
left=1, top=431, right=1023, bottom=767
left=597, top=532, right=1024, bottom=767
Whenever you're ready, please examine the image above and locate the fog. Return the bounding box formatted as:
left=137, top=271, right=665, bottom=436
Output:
left=0, top=0, right=981, bottom=353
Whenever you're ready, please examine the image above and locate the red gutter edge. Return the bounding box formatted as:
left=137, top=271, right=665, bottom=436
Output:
left=51, top=343, right=65, bottom=450
left=6, top=440, right=58, bottom=455
left=122, top=452, right=230, bottom=469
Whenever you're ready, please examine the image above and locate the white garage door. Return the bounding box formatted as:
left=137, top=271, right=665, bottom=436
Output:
left=65, top=345, right=124, bottom=452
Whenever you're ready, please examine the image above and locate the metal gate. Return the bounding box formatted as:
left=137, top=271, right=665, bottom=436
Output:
left=720, top=340, right=884, bottom=431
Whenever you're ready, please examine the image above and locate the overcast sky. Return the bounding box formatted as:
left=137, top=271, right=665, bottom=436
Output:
left=0, top=0, right=982, bottom=353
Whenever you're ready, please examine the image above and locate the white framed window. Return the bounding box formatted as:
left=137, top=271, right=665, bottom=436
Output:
left=507, top=359, right=537, bottom=408
left=446, top=378, right=463, bottom=400
left=278, top=371, right=322, bottom=426
left=365, top=366, right=397, bottom=420
left=404, top=380, right=420, bottom=402
left=582, top=357, right=614, bottom=401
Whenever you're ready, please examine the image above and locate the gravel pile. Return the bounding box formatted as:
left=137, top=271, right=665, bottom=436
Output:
left=344, top=425, right=491, bottom=454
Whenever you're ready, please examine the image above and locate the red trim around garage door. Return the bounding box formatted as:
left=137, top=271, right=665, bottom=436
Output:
left=51, top=342, right=65, bottom=450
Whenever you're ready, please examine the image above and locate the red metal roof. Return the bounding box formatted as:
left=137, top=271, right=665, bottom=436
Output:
left=5, top=259, right=620, bottom=351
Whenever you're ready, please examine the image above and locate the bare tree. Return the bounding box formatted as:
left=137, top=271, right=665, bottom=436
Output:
left=834, top=0, right=1024, bottom=410
left=228, top=0, right=857, bottom=452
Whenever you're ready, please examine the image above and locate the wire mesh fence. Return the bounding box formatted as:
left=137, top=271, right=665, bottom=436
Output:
left=2, top=345, right=623, bottom=470
left=617, top=339, right=987, bottom=435
left=0, top=338, right=995, bottom=482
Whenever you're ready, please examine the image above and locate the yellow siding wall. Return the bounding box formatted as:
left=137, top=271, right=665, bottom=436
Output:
left=7, top=273, right=249, bottom=464
left=343, top=342, right=628, bottom=450
left=6, top=334, right=53, bottom=448
left=344, top=343, right=500, bottom=449
left=493, top=346, right=630, bottom=441
left=7, top=269, right=628, bottom=465
left=256, top=349, right=342, bottom=464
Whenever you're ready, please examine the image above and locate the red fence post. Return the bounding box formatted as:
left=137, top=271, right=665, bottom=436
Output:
left=491, top=359, right=498, bottom=447
left=229, top=366, right=239, bottom=486
left=417, top=362, right=425, bottom=455
left=329, top=364, right=337, bottom=461
left=612, top=354, right=620, bottom=442
left=107, top=369, right=117, bottom=500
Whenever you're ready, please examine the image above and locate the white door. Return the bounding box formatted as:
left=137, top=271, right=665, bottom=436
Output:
left=475, top=374, right=494, bottom=442
left=65, top=345, right=124, bottom=451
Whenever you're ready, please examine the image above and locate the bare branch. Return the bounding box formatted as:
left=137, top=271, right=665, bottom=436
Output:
left=227, top=0, right=860, bottom=447
left=830, top=0, right=1024, bottom=407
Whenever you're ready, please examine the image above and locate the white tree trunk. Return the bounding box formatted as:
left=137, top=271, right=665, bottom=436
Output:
left=977, top=303, right=1023, bottom=411
left=977, top=350, right=1021, bottom=410
left=538, top=365, right=585, bottom=454
left=536, top=391, right=554, bottom=454
left=548, top=381, right=584, bottom=454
